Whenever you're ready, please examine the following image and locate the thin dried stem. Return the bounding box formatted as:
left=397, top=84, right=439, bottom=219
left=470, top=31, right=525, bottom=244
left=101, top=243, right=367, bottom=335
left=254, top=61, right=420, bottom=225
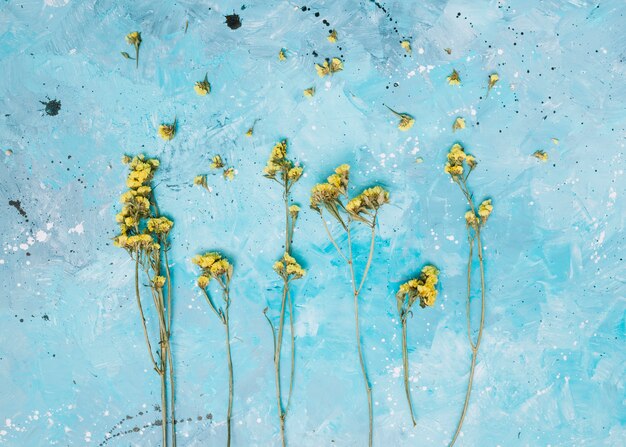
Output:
left=401, top=318, right=417, bottom=426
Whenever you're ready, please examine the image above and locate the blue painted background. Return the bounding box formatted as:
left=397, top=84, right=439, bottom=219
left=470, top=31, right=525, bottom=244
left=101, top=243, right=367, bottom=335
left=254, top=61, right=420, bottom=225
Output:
left=1, top=0, right=624, bottom=445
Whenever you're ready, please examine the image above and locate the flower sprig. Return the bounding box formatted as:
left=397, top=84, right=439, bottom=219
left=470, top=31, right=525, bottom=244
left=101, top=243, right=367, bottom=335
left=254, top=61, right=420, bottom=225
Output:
left=113, top=154, right=177, bottom=447
left=263, top=139, right=305, bottom=446
left=395, top=265, right=440, bottom=426
left=192, top=251, right=235, bottom=446
left=444, top=142, right=493, bottom=446
left=310, top=164, right=389, bottom=447
left=125, top=31, right=141, bottom=68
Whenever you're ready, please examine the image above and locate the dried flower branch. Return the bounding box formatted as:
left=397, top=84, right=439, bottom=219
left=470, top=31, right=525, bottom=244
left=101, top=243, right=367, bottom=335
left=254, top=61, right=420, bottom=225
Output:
left=125, top=31, right=141, bottom=69
left=395, top=265, right=440, bottom=426
left=192, top=252, right=235, bottom=447
left=114, top=154, right=177, bottom=447
left=194, top=74, right=211, bottom=96
left=444, top=143, right=493, bottom=446
left=263, top=140, right=305, bottom=446
left=310, top=164, right=389, bottom=447
left=384, top=104, right=415, bottom=131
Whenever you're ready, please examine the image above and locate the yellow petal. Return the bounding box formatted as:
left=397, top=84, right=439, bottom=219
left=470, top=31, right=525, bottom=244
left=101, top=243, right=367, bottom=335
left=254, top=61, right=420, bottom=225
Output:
left=452, top=117, right=466, bottom=132
left=551, top=138, right=559, bottom=145
left=327, top=30, right=338, bottom=43
left=303, top=87, right=315, bottom=98
left=488, top=73, right=499, bottom=90
left=400, top=40, right=411, bottom=54
left=278, top=48, right=287, bottom=61
left=447, top=69, right=461, bottom=85
left=532, top=150, right=548, bottom=162
left=330, top=57, right=343, bottom=73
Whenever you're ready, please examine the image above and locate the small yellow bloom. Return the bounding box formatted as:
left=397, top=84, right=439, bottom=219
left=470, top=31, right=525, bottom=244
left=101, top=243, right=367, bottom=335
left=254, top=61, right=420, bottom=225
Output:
left=278, top=48, right=287, bottom=61
left=153, top=275, right=166, bottom=288
left=158, top=121, right=176, bottom=141
left=303, top=87, right=316, bottom=98
left=327, top=29, right=338, bottom=43
left=315, top=60, right=330, bottom=77
left=478, top=199, right=493, bottom=222
left=330, top=57, right=343, bottom=73
left=194, top=74, right=211, bottom=96
left=288, top=166, right=303, bottom=181
left=126, top=31, right=141, bottom=46
left=289, top=205, right=300, bottom=218
left=385, top=105, right=414, bottom=131
left=533, top=150, right=548, bottom=162
left=147, top=217, right=174, bottom=234
left=223, top=167, right=235, bottom=180
left=488, top=73, right=499, bottom=91
left=315, top=58, right=343, bottom=77
left=447, top=69, right=461, bottom=86
left=551, top=138, right=559, bottom=145
left=452, top=117, right=466, bottom=132
left=245, top=127, right=254, bottom=137
left=210, top=259, right=231, bottom=276
left=211, top=155, right=224, bottom=169
left=400, top=40, right=411, bottom=54
left=194, top=174, right=208, bottom=188
left=197, top=275, right=210, bottom=288
left=465, top=210, right=479, bottom=227
left=122, top=155, right=131, bottom=164
left=466, top=155, right=477, bottom=168
left=415, top=157, right=424, bottom=164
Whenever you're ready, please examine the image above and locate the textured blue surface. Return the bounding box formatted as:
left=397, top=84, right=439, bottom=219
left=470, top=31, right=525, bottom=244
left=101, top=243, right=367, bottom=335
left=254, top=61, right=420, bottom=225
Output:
left=1, top=0, right=625, bottom=445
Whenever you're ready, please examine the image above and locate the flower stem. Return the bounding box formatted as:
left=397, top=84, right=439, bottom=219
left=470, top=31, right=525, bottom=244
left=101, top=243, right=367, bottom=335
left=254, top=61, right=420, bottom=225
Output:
left=401, top=319, right=417, bottom=426
left=274, top=284, right=288, bottom=446
left=224, top=290, right=233, bottom=447
left=134, top=257, right=160, bottom=373
left=346, top=222, right=374, bottom=447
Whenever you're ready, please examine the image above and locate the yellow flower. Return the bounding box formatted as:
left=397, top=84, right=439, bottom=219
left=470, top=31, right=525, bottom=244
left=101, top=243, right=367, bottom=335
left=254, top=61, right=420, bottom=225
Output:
left=335, top=164, right=350, bottom=176
left=310, top=183, right=340, bottom=210
left=452, top=117, right=465, bottom=132
left=153, top=275, right=166, bottom=288
left=327, top=29, right=338, bottom=43
left=385, top=105, right=414, bottom=131
left=113, top=234, right=128, bottom=247
left=330, top=58, right=343, bottom=73
left=194, top=174, right=208, bottom=188
left=327, top=173, right=342, bottom=188
left=346, top=197, right=363, bottom=214
left=488, top=73, right=499, bottom=91
left=551, top=138, right=559, bottom=145
left=122, top=155, right=131, bottom=164
left=447, top=69, right=461, bottom=85
left=210, top=259, right=231, bottom=276
left=124, top=216, right=136, bottom=227
left=223, top=167, right=235, bottom=180
left=273, top=261, right=285, bottom=273
left=466, top=155, right=477, bottom=168
left=444, top=163, right=463, bottom=176
left=126, top=31, right=141, bottom=46
left=289, top=205, right=300, bottom=217
left=303, top=87, right=315, bottom=98
left=315, top=60, right=330, bottom=77
left=400, top=40, right=411, bottom=54
left=278, top=48, right=287, bottom=61
left=275, top=252, right=305, bottom=279
left=288, top=166, right=303, bottom=181
left=465, top=210, right=479, bottom=227
left=478, top=199, right=493, bottom=222
left=147, top=217, right=174, bottom=234
left=158, top=121, right=176, bottom=141
left=245, top=127, right=254, bottom=137
left=197, top=275, right=210, bottom=288
left=211, top=155, right=224, bottom=169
left=125, top=234, right=154, bottom=249
left=194, top=74, right=211, bottom=96
left=361, top=185, right=390, bottom=210
left=192, top=252, right=222, bottom=269
left=533, top=150, right=548, bottom=162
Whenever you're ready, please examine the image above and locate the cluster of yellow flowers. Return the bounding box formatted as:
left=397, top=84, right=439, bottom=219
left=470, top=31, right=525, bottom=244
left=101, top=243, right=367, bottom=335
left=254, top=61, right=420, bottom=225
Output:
left=310, top=165, right=350, bottom=211
left=346, top=186, right=390, bottom=218
left=263, top=140, right=303, bottom=184
left=114, top=154, right=173, bottom=250
left=192, top=252, right=233, bottom=287
left=444, top=143, right=477, bottom=177
left=273, top=252, right=306, bottom=280
left=396, top=265, right=440, bottom=311
left=315, top=57, right=343, bottom=77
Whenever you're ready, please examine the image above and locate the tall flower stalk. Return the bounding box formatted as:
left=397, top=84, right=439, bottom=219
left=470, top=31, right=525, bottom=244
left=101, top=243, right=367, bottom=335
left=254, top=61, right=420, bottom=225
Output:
left=395, top=265, right=440, bottom=426
left=262, top=140, right=306, bottom=447
left=444, top=143, right=493, bottom=446
left=113, top=154, right=177, bottom=447
left=192, top=252, right=235, bottom=447
left=310, top=165, right=389, bottom=447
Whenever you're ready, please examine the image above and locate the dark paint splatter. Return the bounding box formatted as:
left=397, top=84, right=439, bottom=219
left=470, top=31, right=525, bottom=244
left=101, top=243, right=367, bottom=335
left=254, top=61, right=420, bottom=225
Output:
left=40, top=98, right=61, bottom=116
left=225, top=13, right=242, bottom=30
left=9, top=199, right=28, bottom=221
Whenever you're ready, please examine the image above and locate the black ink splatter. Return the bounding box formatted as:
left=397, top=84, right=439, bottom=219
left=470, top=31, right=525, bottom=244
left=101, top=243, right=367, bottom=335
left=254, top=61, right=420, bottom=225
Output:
left=225, top=13, right=242, bottom=30
left=40, top=97, right=61, bottom=116
left=9, top=199, right=28, bottom=222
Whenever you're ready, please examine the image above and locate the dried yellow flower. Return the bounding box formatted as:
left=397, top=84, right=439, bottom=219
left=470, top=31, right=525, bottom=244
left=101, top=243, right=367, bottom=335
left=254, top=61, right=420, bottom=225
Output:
left=385, top=105, right=414, bottom=131
left=400, top=40, right=411, bottom=54
left=158, top=120, right=176, bottom=141
left=488, top=73, right=499, bottom=91
left=223, top=167, right=235, bottom=181
left=303, top=87, right=316, bottom=98
left=278, top=48, right=287, bottom=61
left=478, top=199, right=493, bottom=222
left=533, top=150, right=548, bottom=162
left=194, top=74, right=211, bottom=96
left=197, top=275, right=210, bottom=288
left=153, top=275, right=166, bottom=288
left=327, top=29, right=338, bottom=43
left=447, top=69, right=461, bottom=86
left=452, top=117, right=466, bottom=132
left=211, top=155, right=224, bottom=169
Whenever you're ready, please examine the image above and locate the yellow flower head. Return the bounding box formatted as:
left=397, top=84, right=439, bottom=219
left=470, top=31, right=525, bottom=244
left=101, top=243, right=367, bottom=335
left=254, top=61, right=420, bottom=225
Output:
left=533, top=150, right=548, bottom=162
left=211, top=155, right=225, bottom=169
left=210, top=259, right=231, bottom=276
left=452, top=117, right=466, bottom=132
left=315, top=58, right=343, bottom=77
left=447, top=69, right=461, bottom=85
left=192, top=252, right=222, bottom=269
left=330, top=58, right=343, bottom=73
left=278, top=48, right=287, bottom=61
left=465, top=210, right=479, bottom=228
left=197, top=275, right=210, bottom=288
left=147, top=216, right=174, bottom=234
left=444, top=143, right=475, bottom=178
left=223, top=167, right=236, bottom=181
left=122, top=155, right=131, bottom=164
left=275, top=252, right=305, bottom=280
left=289, top=204, right=300, bottom=218
left=194, top=75, right=211, bottom=96
left=385, top=105, right=414, bottom=131
left=396, top=264, right=440, bottom=312
left=303, top=87, right=316, bottom=98
left=194, top=174, right=208, bottom=188
left=288, top=166, right=303, bottom=181
left=193, top=252, right=232, bottom=280
left=158, top=121, right=176, bottom=141
left=310, top=183, right=340, bottom=211
left=360, top=185, right=390, bottom=210
left=126, top=31, right=141, bottom=46
left=400, top=40, right=411, bottom=54
left=327, top=29, right=338, bottom=43
left=152, top=275, right=166, bottom=288
left=478, top=199, right=493, bottom=222
left=488, top=73, right=499, bottom=90
left=315, top=60, right=330, bottom=77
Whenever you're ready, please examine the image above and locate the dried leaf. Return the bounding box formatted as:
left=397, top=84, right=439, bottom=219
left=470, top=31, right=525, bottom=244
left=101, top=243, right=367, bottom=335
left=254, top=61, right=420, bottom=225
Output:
left=444, top=48, right=452, bottom=54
